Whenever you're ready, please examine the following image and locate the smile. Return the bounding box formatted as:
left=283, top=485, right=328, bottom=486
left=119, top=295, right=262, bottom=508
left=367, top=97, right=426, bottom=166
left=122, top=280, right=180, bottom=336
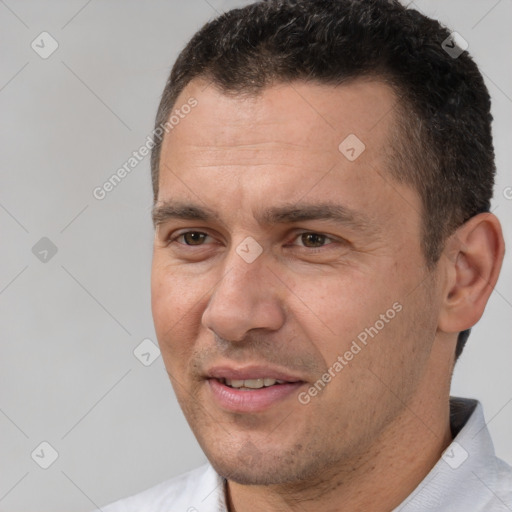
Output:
left=221, top=377, right=288, bottom=389
left=207, top=377, right=305, bottom=413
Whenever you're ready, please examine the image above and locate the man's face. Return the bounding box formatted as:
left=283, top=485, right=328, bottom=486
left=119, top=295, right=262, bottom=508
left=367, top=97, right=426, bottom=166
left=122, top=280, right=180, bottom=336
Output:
left=151, top=78, right=443, bottom=485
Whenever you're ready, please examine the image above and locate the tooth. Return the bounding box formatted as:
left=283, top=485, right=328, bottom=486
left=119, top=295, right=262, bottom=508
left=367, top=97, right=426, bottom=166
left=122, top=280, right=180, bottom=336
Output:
left=227, top=379, right=245, bottom=388
left=242, top=378, right=265, bottom=389
left=222, top=377, right=290, bottom=389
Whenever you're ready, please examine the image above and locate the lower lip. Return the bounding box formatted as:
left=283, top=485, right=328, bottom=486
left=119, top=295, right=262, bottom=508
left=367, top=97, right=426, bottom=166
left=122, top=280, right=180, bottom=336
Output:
left=207, top=378, right=304, bottom=413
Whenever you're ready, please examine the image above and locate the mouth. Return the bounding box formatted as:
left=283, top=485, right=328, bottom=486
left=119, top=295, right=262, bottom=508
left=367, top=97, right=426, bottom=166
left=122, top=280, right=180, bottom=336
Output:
left=217, top=377, right=292, bottom=390
left=204, top=366, right=307, bottom=413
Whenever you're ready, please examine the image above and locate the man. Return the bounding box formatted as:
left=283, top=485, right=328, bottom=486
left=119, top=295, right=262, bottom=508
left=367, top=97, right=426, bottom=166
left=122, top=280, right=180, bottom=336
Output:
left=97, top=0, right=511, bottom=510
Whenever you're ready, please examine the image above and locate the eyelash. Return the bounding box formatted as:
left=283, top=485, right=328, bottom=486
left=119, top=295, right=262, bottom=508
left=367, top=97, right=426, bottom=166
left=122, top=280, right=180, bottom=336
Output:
left=167, top=230, right=339, bottom=252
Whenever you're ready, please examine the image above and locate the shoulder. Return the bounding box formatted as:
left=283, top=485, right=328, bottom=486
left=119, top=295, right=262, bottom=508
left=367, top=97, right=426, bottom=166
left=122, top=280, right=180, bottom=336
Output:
left=479, top=456, right=512, bottom=511
left=94, top=463, right=224, bottom=512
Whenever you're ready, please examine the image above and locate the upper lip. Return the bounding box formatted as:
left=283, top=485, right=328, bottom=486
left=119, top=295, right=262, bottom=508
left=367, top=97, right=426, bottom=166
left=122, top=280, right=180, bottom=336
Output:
left=205, top=364, right=305, bottom=382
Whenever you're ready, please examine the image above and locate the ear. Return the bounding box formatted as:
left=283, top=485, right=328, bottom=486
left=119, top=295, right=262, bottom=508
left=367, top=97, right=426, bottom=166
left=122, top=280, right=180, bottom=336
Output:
left=437, top=212, right=505, bottom=334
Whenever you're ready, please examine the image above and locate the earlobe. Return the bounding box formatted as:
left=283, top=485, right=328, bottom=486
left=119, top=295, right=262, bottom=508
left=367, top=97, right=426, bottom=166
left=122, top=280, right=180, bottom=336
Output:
left=438, top=212, right=505, bottom=334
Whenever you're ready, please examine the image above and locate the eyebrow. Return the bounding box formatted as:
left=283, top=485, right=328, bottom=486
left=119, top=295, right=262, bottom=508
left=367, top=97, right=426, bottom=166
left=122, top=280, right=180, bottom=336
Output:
left=152, top=200, right=376, bottom=234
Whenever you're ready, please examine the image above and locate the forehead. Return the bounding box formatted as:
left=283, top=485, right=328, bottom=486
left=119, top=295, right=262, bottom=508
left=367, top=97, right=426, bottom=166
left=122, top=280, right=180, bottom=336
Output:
left=156, top=78, right=420, bottom=239
left=162, top=77, right=398, bottom=161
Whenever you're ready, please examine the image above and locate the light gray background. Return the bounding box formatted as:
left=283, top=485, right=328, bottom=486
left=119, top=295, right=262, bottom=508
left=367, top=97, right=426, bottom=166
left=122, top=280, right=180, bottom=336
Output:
left=0, top=1, right=510, bottom=511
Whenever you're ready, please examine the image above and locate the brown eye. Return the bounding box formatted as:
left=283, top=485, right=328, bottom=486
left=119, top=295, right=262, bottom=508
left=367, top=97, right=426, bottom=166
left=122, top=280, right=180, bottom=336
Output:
left=300, top=232, right=329, bottom=248
left=177, top=231, right=209, bottom=245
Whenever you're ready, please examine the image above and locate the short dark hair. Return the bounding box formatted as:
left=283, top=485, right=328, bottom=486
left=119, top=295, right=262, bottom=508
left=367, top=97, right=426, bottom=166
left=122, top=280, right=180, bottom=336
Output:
left=151, top=0, right=496, bottom=359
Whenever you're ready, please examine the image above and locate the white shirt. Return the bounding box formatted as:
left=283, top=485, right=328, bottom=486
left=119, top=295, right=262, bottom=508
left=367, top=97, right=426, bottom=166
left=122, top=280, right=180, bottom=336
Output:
left=95, top=398, right=512, bottom=511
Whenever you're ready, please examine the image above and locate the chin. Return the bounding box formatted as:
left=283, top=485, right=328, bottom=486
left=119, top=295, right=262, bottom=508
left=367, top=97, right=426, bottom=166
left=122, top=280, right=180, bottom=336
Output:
left=205, top=444, right=315, bottom=486
left=210, top=459, right=294, bottom=485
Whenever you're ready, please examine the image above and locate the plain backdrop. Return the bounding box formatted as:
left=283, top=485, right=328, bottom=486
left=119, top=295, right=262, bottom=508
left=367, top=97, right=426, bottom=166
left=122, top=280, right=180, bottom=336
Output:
left=0, top=1, right=511, bottom=511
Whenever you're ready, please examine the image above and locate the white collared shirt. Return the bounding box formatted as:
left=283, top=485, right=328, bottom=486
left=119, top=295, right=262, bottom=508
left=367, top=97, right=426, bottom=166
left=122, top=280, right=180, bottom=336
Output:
left=95, top=398, right=512, bottom=511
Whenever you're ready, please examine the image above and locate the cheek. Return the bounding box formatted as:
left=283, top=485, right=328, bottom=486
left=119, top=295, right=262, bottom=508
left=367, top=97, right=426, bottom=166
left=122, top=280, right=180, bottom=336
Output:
left=292, top=265, right=409, bottom=370
left=292, top=272, right=377, bottom=350
left=150, top=260, right=206, bottom=359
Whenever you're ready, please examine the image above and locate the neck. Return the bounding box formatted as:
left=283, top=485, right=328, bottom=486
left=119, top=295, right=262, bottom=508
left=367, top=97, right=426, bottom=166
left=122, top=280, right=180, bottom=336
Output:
left=226, top=383, right=453, bottom=512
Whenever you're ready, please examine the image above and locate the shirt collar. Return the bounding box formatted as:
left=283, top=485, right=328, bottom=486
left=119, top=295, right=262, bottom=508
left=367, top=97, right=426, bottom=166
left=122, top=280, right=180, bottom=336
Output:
left=392, top=397, right=500, bottom=511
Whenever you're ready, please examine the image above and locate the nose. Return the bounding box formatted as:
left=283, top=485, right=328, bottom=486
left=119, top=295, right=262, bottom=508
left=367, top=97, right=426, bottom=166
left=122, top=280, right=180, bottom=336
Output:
left=201, top=245, right=286, bottom=342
